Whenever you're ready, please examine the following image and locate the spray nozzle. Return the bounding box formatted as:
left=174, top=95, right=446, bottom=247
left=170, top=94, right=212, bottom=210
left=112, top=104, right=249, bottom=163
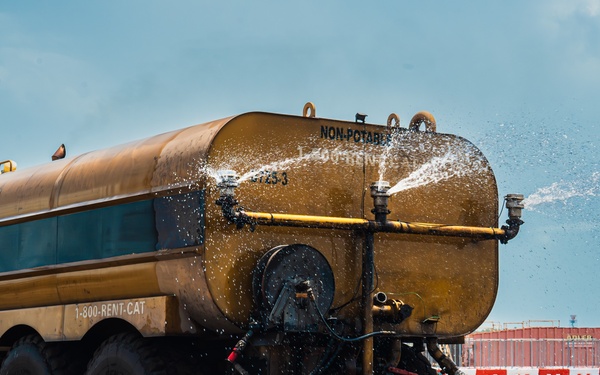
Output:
left=370, top=181, right=391, bottom=223
left=505, top=194, right=524, bottom=221
left=216, top=170, right=239, bottom=197
left=215, top=170, right=241, bottom=224
left=371, top=181, right=391, bottom=194
left=498, top=193, right=525, bottom=244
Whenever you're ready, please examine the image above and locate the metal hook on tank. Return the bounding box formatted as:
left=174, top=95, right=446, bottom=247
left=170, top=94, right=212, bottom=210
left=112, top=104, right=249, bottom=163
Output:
left=303, top=102, right=316, bottom=118
left=386, top=113, right=400, bottom=133
left=409, top=111, right=436, bottom=132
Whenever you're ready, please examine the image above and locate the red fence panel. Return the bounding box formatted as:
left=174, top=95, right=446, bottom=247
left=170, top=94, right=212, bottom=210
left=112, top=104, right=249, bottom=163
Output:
left=477, top=369, right=508, bottom=375
left=539, top=369, right=569, bottom=375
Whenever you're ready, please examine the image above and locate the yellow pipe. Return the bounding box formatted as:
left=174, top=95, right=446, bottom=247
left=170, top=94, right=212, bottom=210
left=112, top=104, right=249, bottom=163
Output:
left=377, top=221, right=504, bottom=238
left=241, top=211, right=505, bottom=240
left=242, top=211, right=367, bottom=229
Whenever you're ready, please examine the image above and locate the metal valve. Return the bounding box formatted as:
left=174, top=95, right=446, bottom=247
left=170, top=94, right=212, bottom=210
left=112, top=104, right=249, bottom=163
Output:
left=370, top=181, right=391, bottom=223
left=505, top=194, right=524, bottom=221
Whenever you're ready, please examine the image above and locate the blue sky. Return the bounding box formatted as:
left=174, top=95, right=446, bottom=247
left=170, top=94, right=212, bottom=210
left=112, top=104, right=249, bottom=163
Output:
left=1, top=1, right=599, bottom=327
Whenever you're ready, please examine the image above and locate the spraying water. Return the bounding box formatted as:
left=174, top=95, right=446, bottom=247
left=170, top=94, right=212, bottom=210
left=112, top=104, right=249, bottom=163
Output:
left=378, top=129, right=407, bottom=183
left=201, top=145, right=376, bottom=186
left=522, top=172, right=599, bottom=210
left=197, top=135, right=493, bottom=197
left=387, top=151, right=477, bottom=195
left=236, top=148, right=328, bottom=183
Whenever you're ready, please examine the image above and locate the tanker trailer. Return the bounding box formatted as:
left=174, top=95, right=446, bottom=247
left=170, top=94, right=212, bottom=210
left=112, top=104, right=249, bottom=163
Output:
left=0, top=103, right=523, bottom=375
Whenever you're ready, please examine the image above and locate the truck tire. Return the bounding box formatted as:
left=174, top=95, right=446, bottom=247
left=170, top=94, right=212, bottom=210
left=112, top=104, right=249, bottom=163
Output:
left=0, top=334, right=77, bottom=375
left=397, top=344, right=437, bottom=375
left=85, top=332, right=167, bottom=375
left=158, top=340, right=203, bottom=375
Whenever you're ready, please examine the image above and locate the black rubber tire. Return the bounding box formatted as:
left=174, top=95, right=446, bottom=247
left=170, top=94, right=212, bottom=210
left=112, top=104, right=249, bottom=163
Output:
left=85, top=333, right=167, bottom=375
left=158, top=340, right=203, bottom=375
left=0, top=334, right=80, bottom=375
left=396, top=344, right=437, bottom=375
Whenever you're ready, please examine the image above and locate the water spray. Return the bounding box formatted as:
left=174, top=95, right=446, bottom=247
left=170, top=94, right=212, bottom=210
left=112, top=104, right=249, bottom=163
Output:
left=522, top=172, right=599, bottom=210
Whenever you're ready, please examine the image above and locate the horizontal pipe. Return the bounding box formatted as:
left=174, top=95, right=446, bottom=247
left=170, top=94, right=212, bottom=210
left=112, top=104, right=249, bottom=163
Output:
left=240, top=211, right=506, bottom=240
left=242, top=211, right=367, bottom=229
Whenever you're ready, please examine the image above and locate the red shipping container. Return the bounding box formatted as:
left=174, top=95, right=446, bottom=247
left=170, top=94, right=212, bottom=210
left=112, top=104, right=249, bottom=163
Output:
left=463, top=327, right=600, bottom=367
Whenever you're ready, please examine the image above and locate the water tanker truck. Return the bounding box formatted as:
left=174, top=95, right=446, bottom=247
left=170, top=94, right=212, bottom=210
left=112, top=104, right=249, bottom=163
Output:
left=0, top=103, right=523, bottom=374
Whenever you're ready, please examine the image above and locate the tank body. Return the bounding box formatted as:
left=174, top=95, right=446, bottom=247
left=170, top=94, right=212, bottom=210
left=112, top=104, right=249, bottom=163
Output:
left=0, top=112, right=498, bottom=339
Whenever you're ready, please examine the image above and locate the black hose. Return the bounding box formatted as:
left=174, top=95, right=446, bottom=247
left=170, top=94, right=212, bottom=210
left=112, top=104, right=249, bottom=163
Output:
left=308, top=337, right=342, bottom=375
left=308, top=287, right=397, bottom=343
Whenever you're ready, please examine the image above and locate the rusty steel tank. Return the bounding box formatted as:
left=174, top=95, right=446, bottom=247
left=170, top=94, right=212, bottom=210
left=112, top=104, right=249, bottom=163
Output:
left=0, top=103, right=523, bottom=375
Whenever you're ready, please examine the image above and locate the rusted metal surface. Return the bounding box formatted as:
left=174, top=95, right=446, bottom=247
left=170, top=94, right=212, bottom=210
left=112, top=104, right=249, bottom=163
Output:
left=0, top=296, right=186, bottom=342
left=0, top=261, right=161, bottom=310
left=0, top=117, right=231, bottom=225
left=204, top=112, right=500, bottom=338
left=0, top=110, right=501, bottom=344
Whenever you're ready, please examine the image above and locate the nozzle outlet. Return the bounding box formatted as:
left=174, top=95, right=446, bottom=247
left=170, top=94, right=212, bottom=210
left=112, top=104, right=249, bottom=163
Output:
left=505, top=193, right=524, bottom=221
left=370, top=181, right=391, bottom=223
left=215, top=170, right=240, bottom=224
left=216, top=170, right=239, bottom=198
left=374, top=291, right=388, bottom=305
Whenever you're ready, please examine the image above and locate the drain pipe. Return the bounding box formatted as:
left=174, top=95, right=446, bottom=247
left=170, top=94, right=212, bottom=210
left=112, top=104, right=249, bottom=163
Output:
left=426, top=338, right=465, bottom=375
left=362, top=230, right=375, bottom=375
